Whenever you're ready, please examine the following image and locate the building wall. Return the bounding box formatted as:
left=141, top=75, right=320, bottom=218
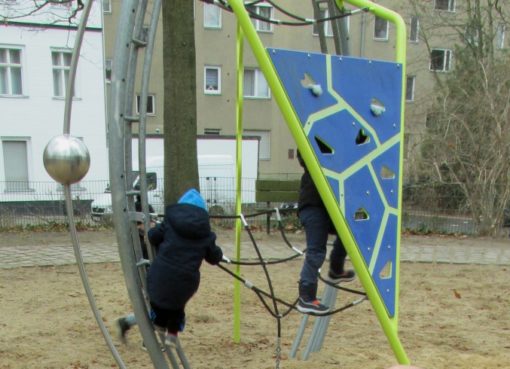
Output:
left=0, top=1, right=108, bottom=199
left=102, top=0, right=509, bottom=180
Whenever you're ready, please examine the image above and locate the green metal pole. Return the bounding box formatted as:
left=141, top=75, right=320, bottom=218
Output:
left=233, top=21, right=244, bottom=343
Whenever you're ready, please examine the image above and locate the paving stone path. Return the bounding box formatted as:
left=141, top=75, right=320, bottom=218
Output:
left=0, top=232, right=508, bottom=269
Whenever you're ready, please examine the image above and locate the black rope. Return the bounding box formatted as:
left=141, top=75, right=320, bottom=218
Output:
left=210, top=209, right=272, bottom=219
left=276, top=220, right=307, bottom=254
left=217, top=263, right=298, bottom=318
left=219, top=261, right=365, bottom=318
left=264, top=0, right=310, bottom=22
left=319, top=275, right=367, bottom=296
left=205, top=0, right=370, bottom=27
left=225, top=252, right=303, bottom=266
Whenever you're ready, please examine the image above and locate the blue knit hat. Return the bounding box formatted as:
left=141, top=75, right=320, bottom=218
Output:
left=178, top=188, right=207, bottom=211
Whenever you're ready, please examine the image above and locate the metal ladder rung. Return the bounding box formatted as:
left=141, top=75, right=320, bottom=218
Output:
left=124, top=115, right=140, bottom=123
left=132, top=38, right=148, bottom=47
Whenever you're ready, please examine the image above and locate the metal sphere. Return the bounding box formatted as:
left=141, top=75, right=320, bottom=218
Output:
left=43, top=134, right=91, bottom=185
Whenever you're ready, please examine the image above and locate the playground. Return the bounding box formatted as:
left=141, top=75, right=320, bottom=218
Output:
left=0, top=230, right=509, bottom=369
left=5, top=0, right=508, bottom=368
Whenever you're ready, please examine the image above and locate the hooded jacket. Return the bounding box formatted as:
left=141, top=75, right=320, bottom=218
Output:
left=147, top=203, right=223, bottom=310
left=297, top=150, right=325, bottom=212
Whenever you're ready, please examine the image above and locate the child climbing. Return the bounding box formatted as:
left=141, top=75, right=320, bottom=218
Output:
left=296, top=151, right=355, bottom=315
left=146, top=188, right=224, bottom=346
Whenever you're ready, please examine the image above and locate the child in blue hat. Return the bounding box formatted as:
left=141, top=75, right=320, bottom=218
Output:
left=146, top=188, right=223, bottom=346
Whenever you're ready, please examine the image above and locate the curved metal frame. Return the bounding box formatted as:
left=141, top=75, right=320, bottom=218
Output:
left=61, top=0, right=126, bottom=368
left=108, top=0, right=170, bottom=366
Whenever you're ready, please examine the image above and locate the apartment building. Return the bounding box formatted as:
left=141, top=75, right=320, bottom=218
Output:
left=102, top=0, right=508, bottom=180
left=0, top=0, right=108, bottom=201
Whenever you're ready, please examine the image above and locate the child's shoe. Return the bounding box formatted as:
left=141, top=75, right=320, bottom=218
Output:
left=164, top=333, right=178, bottom=348
left=116, top=317, right=130, bottom=344
left=328, top=269, right=356, bottom=284
left=296, top=298, right=329, bottom=315
left=141, top=341, right=166, bottom=352
left=154, top=324, right=166, bottom=335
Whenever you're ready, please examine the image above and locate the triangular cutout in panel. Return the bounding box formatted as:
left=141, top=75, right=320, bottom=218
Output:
left=355, top=129, right=370, bottom=145
left=380, top=165, right=395, bottom=179
left=379, top=260, right=393, bottom=279
left=354, top=207, right=369, bottom=220
left=315, top=135, right=333, bottom=154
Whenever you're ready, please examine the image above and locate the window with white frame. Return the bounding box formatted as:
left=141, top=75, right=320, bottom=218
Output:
left=102, top=0, right=111, bottom=13
left=313, top=7, right=349, bottom=38
left=203, top=3, right=221, bottom=29
left=465, top=24, right=480, bottom=46
left=247, top=3, right=273, bottom=32
left=374, top=16, right=389, bottom=40
left=496, top=23, right=506, bottom=49
left=434, top=0, right=455, bottom=12
left=104, top=58, right=112, bottom=82
left=2, top=140, right=30, bottom=192
left=0, top=47, right=23, bottom=96
left=313, top=8, right=333, bottom=37
left=406, top=75, right=416, bottom=102
left=244, top=68, right=270, bottom=98
left=410, top=16, right=419, bottom=43
left=51, top=0, right=72, bottom=8
left=204, top=66, right=221, bottom=94
left=136, top=94, right=155, bottom=115
left=430, top=48, right=452, bottom=72
left=51, top=50, right=74, bottom=98
left=244, top=130, right=271, bottom=160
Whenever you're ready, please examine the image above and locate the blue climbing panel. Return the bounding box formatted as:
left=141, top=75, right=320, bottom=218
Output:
left=268, top=48, right=403, bottom=317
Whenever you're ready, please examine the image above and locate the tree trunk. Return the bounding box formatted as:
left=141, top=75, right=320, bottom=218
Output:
left=162, top=0, right=199, bottom=205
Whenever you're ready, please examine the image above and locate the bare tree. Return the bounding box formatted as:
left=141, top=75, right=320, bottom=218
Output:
left=0, top=0, right=83, bottom=24
left=411, top=0, right=510, bottom=235
left=161, top=0, right=199, bottom=205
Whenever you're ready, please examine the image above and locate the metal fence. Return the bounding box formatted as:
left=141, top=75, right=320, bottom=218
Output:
left=0, top=180, right=508, bottom=236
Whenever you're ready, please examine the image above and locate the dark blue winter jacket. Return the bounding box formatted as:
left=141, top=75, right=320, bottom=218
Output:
left=147, top=203, right=223, bottom=310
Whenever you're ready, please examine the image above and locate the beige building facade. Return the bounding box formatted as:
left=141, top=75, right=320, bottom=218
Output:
left=102, top=0, right=508, bottom=180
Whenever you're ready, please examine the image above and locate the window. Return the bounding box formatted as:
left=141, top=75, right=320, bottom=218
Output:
left=496, top=23, right=506, bottom=49
left=245, top=130, right=271, bottom=160
left=247, top=3, right=273, bottom=32
left=435, top=0, right=455, bottom=12
left=204, top=66, right=221, bottom=94
left=51, top=0, right=72, bottom=8
left=104, top=59, right=112, bottom=82
left=410, top=16, right=419, bottom=43
left=244, top=68, right=270, bottom=98
left=0, top=47, right=23, bottom=96
left=203, top=3, right=221, bottom=29
left=465, top=24, right=480, bottom=46
left=51, top=50, right=74, bottom=98
left=430, top=48, right=452, bottom=72
left=136, top=94, right=155, bottom=115
left=374, top=16, right=389, bottom=40
left=204, top=128, right=221, bottom=135
left=102, top=0, right=111, bottom=13
left=406, top=75, right=415, bottom=102
left=2, top=140, right=29, bottom=192
left=313, top=8, right=333, bottom=37
left=313, top=7, right=349, bottom=37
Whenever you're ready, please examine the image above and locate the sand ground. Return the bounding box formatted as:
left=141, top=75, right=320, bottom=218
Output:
left=0, top=230, right=509, bottom=369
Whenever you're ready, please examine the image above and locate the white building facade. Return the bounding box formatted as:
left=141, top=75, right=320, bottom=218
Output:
left=0, top=0, right=107, bottom=203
